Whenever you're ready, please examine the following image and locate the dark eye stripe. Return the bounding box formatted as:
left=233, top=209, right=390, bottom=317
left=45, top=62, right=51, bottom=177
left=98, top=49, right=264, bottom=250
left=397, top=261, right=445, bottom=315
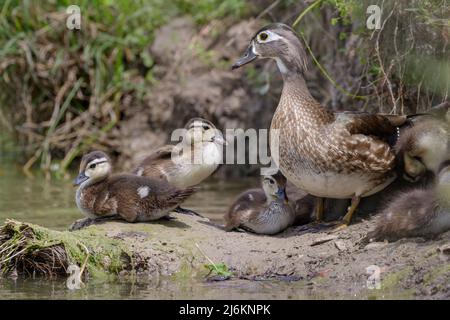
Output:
left=88, top=160, right=107, bottom=169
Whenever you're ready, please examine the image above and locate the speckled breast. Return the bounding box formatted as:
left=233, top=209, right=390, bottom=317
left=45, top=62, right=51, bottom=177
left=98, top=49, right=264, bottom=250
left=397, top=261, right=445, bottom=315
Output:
left=271, top=121, right=395, bottom=199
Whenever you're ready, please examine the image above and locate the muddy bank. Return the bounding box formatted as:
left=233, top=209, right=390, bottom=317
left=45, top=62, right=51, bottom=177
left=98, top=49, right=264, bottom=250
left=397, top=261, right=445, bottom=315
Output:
left=1, top=215, right=449, bottom=299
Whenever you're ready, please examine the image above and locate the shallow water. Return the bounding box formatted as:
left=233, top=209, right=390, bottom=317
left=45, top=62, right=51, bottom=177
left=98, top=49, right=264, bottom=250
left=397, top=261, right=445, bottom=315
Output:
left=0, top=163, right=287, bottom=300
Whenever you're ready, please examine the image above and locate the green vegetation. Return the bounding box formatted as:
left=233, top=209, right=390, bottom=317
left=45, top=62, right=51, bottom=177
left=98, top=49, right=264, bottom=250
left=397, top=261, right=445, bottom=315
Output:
left=0, top=219, right=132, bottom=278
left=0, top=0, right=246, bottom=176
left=204, top=262, right=232, bottom=277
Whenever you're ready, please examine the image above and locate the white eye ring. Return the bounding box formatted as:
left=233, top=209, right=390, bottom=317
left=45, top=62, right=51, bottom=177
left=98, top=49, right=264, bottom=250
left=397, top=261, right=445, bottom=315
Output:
left=256, top=30, right=283, bottom=43
left=257, top=32, right=269, bottom=42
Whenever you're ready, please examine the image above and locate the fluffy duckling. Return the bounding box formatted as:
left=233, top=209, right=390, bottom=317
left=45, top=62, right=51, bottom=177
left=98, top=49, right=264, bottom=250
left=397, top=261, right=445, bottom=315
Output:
left=73, top=151, right=195, bottom=228
left=224, top=172, right=295, bottom=235
left=396, top=103, right=449, bottom=181
left=134, top=118, right=226, bottom=188
left=364, top=161, right=450, bottom=242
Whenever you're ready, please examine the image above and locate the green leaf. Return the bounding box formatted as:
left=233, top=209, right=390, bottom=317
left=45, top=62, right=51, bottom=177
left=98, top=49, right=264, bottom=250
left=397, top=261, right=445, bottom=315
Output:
left=204, top=263, right=232, bottom=277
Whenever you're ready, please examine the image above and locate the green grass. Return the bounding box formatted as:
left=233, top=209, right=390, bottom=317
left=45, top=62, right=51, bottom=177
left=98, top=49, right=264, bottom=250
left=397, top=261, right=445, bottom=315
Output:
left=0, top=0, right=246, bottom=175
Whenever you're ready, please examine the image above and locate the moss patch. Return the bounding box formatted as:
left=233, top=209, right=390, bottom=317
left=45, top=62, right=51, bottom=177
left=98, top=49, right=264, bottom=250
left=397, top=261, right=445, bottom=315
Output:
left=0, top=220, right=132, bottom=278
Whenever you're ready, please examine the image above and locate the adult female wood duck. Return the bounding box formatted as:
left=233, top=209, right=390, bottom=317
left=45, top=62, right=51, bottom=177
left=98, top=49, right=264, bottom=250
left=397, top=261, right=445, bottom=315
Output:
left=71, top=151, right=195, bottom=230
left=364, top=161, right=450, bottom=242
left=232, top=23, right=407, bottom=229
left=224, top=172, right=295, bottom=235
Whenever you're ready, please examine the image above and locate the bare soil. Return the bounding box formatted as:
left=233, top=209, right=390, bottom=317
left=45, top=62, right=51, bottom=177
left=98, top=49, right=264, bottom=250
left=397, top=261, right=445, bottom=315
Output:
left=93, top=214, right=450, bottom=299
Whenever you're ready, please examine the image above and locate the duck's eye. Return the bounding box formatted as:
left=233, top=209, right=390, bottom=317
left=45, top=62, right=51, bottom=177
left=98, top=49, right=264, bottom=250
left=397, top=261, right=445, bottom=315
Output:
left=258, top=32, right=269, bottom=42
left=89, top=163, right=97, bottom=169
left=202, top=125, right=210, bottom=131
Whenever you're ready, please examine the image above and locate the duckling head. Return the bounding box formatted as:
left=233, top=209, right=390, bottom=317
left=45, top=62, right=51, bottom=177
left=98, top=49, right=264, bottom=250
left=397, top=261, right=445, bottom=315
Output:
left=436, top=161, right=450, bottom=206
left=399, top=119, right=449, bottom=181
left=262, top=171, right=288, bottom=203
left=74, top=151, right=112, bottom=186
left=232, top=23, right=307, bottom=76
left=184, top=118, right=227, bottom=147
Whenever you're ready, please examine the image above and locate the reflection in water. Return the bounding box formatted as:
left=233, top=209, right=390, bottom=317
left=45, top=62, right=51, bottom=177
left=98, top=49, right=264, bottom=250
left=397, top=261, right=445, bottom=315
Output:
left=0, top=276, right=325, bottom=300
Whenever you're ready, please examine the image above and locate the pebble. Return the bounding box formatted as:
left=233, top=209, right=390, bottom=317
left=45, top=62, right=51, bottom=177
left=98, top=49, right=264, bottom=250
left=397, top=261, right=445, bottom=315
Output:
left=334, top=240, right=347, bottom=251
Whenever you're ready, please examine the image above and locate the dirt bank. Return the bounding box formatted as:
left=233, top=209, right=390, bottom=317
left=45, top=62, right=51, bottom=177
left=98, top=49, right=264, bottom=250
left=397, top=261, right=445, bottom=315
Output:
left=1, top=215, right=449, bottom=299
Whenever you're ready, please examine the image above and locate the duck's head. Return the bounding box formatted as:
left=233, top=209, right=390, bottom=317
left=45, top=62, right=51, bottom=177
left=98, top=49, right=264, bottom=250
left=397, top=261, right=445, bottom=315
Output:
left=398, top=118, right=449, bottom=181
left=262, top=171, right=288, bottom=203
left=184, top=118, right=227, bottom=147
left=232, top=23, right=307, bottom=76
left=74, top=151, right=112, bottom=186
left=436, top=161, right=450, bottom=205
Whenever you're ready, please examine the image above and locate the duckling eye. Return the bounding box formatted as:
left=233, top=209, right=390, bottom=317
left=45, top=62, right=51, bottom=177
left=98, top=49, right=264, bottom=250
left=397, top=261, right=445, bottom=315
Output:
left=258, top=32, right=269, bottom=42
left=89, top=163, right=97, bottom=169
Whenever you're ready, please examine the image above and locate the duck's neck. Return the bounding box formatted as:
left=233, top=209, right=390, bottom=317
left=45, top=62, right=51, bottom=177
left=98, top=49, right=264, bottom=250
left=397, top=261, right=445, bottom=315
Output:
left=277, top=68, right=333, bottom=124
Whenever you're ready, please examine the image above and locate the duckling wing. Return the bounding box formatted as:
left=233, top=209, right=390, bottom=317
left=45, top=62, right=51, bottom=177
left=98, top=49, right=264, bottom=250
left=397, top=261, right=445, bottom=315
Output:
left=133, top=145, right=176, bottom=181
left=139, top=145, right=174, bottom=162
left=224, top=189, right=266, bottom=230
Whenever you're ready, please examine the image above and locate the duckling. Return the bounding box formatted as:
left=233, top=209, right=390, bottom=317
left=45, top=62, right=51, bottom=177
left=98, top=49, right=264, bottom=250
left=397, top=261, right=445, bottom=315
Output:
left=232, top=23, right=408, bottom=229
left=395, top=102, right=449, bottom=182
left=134, top=118, right=226, bottom=188
left=364, top=161, right=450, bottom=242
left=73, top=151, right=195, bottom=228
left=224, top=172, right=295, bottom=235
left=286, top=181, right=316, bottom=225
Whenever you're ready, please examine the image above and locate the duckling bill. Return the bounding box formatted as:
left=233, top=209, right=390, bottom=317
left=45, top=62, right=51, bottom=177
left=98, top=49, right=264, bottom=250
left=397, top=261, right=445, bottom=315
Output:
left=73, top=151, right=195, bottom=229
left=224, top=172, right=294, bottom=235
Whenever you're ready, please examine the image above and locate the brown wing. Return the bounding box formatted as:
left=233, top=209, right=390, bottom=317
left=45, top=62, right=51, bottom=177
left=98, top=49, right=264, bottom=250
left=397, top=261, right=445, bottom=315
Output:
left=330, top=112, right=405, bottom=173
left=108, top=174, right=196, bottom=221
left=133, top=145, right=176, bottom=181
left=224, top=189, right=266, bottom=231
left=341, top=112, right=405, bottom=137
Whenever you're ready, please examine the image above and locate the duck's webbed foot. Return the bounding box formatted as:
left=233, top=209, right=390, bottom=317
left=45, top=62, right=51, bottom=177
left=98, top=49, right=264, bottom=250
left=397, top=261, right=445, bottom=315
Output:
left=174, top=206, right=204, bottom=218
left=69, top=216, right=121, bottom=231
left=328, top=196, right=361, bottom=233
left=69, top=218, right=95, bottom=231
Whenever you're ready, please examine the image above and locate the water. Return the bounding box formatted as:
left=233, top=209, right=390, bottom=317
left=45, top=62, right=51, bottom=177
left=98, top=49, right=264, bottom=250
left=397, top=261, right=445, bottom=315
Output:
left=0, top=277, right=323, bottom=300
left=2, top=163, right=294, bottom=300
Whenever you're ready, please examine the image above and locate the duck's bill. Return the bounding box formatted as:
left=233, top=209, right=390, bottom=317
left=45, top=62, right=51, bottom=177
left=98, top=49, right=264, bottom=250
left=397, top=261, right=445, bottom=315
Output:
left=232, top=45, right=258, bottom=70
left=212, top=134, right=228, bottom=146
left=74, top=172, right=88, bottom=186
